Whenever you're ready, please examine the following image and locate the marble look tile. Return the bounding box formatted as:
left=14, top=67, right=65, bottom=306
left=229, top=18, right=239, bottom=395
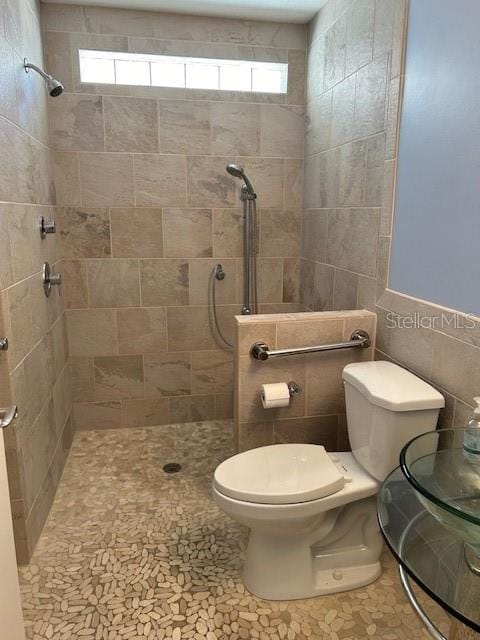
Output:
left=159, top=100, right=211, bottom=155
left=210, top=19, right=305, bottom=49
left=312, top=262, right=335, bottom=311
left=144, top=352, right=191, bottom=397
left=117, top=307, right=167, bottom=355
left=213, top=208, right=244, bottom=257
left=330, top=74, right=355, bottom=147
left=238, top=421, right=274, bottom=451
left=302, top=209, right=328, bottom=263
left=79, top=153, right=134, bottom=207
left=7, top=281, right=33, bottom=369
left=345, top=0, right=375, bottom=75
left=163, top=208, right=212, bottom=258
left=44, top=31, right=73, bottom=93
left=306, top=90, right=332, bottom=156
left=283, top=257, right=301, bottom=303
left=121, top=398, right=170, bottom=428
left=276, top=317, right=344, bottom=349
left=327, top=208, right=379, bottom=277
left=58, top=207, right=111, bottom=259
left=0, top=33, right=18, bottom=123
left=338, top=139, right=367, bottom=207
left=53, top=152, right=80, bottom=206
left=87, top=259, right=140, bottom=308
left=215, top=393, right=234, bottom=419
left=333, top=268, right=359, bottom=310
left=323, top=13, right=347, bottom=91
left=354, top=53, right=388, bottom=138
left=261, top=105, right=304, bottom=158
left=167, top=306, right=215, bottom=351
left=73, top=401, right=122, bottom=430
left=7, top=205, right=36, bottom=282
left=187, top=156, right=238, bottom=208
left=259, top=209, right=301, bottom=257
left=49, top=95, right=104, bottom=152
left=0, top=205, right=13, bottom=290
left=134, top=154, right=186, bottom=207
left=365, top=133, right=386, bottom=207
left=94, top=355, right=144, bottom=400
left=380, top=159, right=396, bottom=235
left=373, top=0, right=395, bottom=57
left=191, top=350, right=234, bottom=394
left=287, top=48, right=306, bottom=105
left=238, top=158, right=285, bottom=209
left=284, top=159, right=304, bottom=209
left=211, top=103, right=261, bottom=156
left=110, top=208, right=163, bottom=258
left=140, top=259, right=189, bottom=306
left=306, top=347, right=369, bottom=415
left=70, top=357, right=95, bottom=403
left=257, top=258, right=284, bottom=303
left=275, top=415, right=339, bottom=449
left=304, top=148, right=340, bottom=209
left=104, top=97, right=158, bottom=152
left=153, top=13, right=211, bottom=41
left=66, top=309, right=118, bottom=357
left=168, top=394, right=215, bottom=422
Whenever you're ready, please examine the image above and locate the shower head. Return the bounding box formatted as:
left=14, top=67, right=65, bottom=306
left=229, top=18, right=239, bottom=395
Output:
left=24, top=59, right=64, bottom=97
left=226, top=164, right=256, bottom=197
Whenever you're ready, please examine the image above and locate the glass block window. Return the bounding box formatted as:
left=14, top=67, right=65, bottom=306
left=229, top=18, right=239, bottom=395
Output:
left=79, top=49, right=288, bottom=94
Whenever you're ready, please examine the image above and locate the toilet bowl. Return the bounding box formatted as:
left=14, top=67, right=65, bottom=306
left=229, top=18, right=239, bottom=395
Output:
left=213, top=361, right=445, bottom=600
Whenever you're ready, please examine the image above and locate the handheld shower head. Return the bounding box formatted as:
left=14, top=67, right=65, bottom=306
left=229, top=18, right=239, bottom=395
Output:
left=24, top=59, right=64, bottom=97
left=226, top=164, right=256, bottom=197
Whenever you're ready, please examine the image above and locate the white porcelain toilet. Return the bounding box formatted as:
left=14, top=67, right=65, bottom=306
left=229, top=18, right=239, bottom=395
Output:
left=213, top=361, right=445, bottom=600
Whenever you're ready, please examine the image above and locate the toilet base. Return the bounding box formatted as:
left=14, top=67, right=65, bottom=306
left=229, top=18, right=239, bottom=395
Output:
left=242, top=497, right=383, bottom=601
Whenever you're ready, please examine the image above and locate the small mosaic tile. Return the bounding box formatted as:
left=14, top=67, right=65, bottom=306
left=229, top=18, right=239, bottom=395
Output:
left=19, top=421, right=450, bottom=639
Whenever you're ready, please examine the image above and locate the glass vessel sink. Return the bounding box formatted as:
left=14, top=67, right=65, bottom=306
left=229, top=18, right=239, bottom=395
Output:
left=400, top=429, right=480, bottom=552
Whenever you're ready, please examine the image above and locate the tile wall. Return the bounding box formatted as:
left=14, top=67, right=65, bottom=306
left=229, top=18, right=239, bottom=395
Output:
left=304, top=0, right=480, bottom=427
left=235, top=310, right=376, bottom=451
left=0, top=0, right=73, bottom=562
left=42, top=4, right=308, bottom=429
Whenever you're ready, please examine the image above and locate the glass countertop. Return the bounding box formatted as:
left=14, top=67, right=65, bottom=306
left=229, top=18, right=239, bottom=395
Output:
left=378, top=466, right=480, bottom=633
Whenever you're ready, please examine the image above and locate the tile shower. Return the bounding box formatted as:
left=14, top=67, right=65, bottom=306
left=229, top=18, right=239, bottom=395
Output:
left=1, top=0, right=480, bottom=637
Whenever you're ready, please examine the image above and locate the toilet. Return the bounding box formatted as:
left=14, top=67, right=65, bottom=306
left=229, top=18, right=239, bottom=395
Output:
left=212, top=361, right=445, bottom=600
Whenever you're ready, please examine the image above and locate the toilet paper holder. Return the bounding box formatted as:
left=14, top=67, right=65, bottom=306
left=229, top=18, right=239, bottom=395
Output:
left=288, top=381, right=301, bottom=397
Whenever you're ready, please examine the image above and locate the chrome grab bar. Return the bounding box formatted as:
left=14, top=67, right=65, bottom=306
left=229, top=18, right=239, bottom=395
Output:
left=251, top=330, right=371, bottom=361
left=0, top=406, right=18, bottom=429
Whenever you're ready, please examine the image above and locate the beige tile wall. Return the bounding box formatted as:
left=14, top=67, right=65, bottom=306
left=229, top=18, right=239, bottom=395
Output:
left=304, top=0, right=480, bottom=428
left=301, top=0, right=403, bottom=311
left=235, top=310, right=376, bottom=451
left=0, top=0, right=73, bottom=563
left=42, top=4, right=308, bottom=429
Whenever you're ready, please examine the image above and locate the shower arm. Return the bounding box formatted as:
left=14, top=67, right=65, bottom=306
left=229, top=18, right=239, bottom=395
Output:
left=24, top=60, right=53, bottom=81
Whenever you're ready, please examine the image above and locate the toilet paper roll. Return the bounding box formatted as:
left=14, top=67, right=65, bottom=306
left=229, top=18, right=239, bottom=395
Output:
left=261, top=382, right=291, bottom=409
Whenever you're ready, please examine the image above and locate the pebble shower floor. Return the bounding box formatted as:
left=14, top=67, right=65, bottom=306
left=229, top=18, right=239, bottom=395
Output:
left=18, top=421, right=448, bottom=639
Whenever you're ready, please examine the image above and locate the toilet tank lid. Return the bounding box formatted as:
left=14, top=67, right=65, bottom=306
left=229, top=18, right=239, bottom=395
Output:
left=342, top=361, right=445, bottom=412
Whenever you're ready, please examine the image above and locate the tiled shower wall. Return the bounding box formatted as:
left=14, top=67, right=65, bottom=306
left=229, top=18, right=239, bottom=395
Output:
left=304, top=0, right=480, bottom=428
left=42, top=4, right=308, bottom=429
left=301, top=0, right=404, bottom=312
left=0, top=0, right=72, bottom=562
left=235, top=310, right=376, bottom=451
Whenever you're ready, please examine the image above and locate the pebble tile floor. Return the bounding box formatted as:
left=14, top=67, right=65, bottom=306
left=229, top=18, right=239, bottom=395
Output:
left=19, top=420, right=450, bottom=640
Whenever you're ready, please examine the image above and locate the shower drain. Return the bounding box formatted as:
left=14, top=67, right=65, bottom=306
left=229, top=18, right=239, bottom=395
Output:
left=163, top=462, right=182, bottom=474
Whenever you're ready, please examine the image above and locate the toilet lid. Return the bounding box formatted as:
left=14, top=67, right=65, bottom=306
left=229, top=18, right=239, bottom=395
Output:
left=214, top=444, right=345, bottom=504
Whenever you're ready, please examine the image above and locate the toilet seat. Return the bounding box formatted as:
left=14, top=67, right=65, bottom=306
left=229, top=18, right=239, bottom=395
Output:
left=213, top=444, right=348, bottom=505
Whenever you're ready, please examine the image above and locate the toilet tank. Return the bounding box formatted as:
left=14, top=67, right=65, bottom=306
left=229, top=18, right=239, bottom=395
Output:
left=342, top=361, right=445, bottom=481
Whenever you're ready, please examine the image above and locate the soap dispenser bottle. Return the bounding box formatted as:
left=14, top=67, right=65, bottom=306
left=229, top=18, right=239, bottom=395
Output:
left=463, top=398, right=480, bottom=463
